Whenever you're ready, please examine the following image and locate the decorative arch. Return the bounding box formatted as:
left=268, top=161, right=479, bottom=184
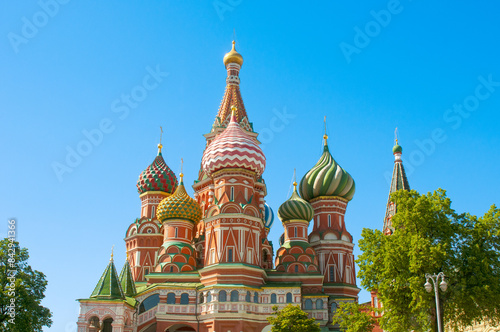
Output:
left=220, top=202, right=242, bottom=214
left=206, top=206, right=220, bottom=218
left=243, top=205, right=260, bottom=217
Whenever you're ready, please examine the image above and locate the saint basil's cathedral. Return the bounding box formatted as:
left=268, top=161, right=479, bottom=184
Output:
left=76, top=41, right=409, bottom=332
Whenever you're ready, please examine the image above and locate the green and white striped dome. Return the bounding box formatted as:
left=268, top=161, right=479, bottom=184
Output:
left=278, top=184, right=314, bottom=222
left=299, top=141, right=355, bottom=202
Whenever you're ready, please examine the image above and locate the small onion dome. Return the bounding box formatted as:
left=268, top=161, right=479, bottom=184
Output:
left=278, top=183, right=314, bottom=222
left=202, top=109, right=265, bottom=176
left=223, top=41, right=243, bottom=67
left=393, top=143, right=402, bottom=154
left=137, top=145, right=178, bottom=194
left=156, top=174, right=202, bottom=224
left=264, top=203, right=275, bottom=230
left=299, top=139, right=355, bottom=201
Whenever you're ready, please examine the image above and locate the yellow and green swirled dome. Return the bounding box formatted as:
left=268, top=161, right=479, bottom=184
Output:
left=278, top=184, right=314, bottom=222
left=156, top=176, right=202, bottom=224
left=299, top=142, right=355, bottom=202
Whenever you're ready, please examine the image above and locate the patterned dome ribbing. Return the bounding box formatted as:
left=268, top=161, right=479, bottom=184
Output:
left=299, top=140, right=355, bottom=201
left=202, top=109, right=265, bottom=176
left=137, top=149, right=178, bottom=194
left=156, top=176, right=202, bottom=224
left=264, top=203, right=275, bottom=230
left=278, top=184, right=314, bottom=222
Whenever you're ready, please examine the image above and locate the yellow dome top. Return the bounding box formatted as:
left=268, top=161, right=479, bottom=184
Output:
left=223, top=41, right=243, bottom=67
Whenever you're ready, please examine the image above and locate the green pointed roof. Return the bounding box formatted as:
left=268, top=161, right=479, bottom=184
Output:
left=384, top=142, right=410, bottom=233
left=90, top=259, right=125, bottom=300
left=119, top=260, right=137, bottom=297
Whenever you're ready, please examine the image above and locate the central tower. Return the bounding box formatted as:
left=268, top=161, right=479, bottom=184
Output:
left=192, top=42, right=272, bottom=290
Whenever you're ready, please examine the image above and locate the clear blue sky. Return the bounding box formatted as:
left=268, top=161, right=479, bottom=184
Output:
left=1, top=1, right=499, bottom=331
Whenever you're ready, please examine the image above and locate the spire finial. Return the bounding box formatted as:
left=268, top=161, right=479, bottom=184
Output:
left=323, top=116, right=328, bottom=145
left=293, top=168, right=297, bottom=189
left=180, top=158, right=184, bottom=181
left=110, top=245, right=115, bottom=261
left=158, top=126, right=163, bottom=154
left=394, top=127, right=399, bottom=145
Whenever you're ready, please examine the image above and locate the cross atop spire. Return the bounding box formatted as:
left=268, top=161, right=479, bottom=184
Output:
left=394, top=127, right=399, bottom=145
left=110, top=245, right=114, bottom=261
left=158, top=126, right=164, bottom=154
left=323, top=116, right=328, bottom=145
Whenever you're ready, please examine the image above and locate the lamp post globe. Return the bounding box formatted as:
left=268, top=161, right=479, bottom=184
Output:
left=424, top=280, right=432, bottom=293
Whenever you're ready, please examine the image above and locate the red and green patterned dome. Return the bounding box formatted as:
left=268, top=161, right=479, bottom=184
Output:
left=137, top=146, right=178, bottom=195
left=156, top=175, right=202, bottom=224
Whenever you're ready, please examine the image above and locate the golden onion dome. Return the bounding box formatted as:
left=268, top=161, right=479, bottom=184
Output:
left=156, top=174, right=202, bottom=224
left=223, top=41, right=243, bottom=67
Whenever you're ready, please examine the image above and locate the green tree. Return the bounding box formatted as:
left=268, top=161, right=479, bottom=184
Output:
left=331, top=302, right=376, bottom=332
left=357, top=189, right=500, bottom=332
left=267, top=304, right=321, bottom=332
left=0, top=238, right=52, bottom=331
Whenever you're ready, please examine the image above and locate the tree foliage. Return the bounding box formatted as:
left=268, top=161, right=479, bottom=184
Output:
left=267, top=304, right=321, bottom=332
left=0, top=238, right=52, bottom=331
left=331, top=301, right=376, bottom=332
left=357, top=189, right=500, bottom=332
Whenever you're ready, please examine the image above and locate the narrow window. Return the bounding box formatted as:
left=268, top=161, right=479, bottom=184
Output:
left=295, top=265, right=299, bottom=273
left=151, top=206, right=155, bottom=217
left=170, top=266, right=173, bottom=273
left=230, top=186, right=234, bottom=201
left=316, top=299, right=323, bottom=309
left=254, top=292, right=259, bottom=303
left=144, top=268, right=149, bottom=275
left=305, top=299, right=312, bottom=309
left=329, top=266, right=334, bottom=282
left=245, top=291, right=251, bottom=302
left=210, top=249, right=215, bottom=264
left=228, top=248, right=233, bottom=262
left=247, top=248, right=252, bottom=264
left=328, top=215, right=331, bottom=228
left=245, top=187, right=248, bottom=200
left=294, top=227, right=297, bottom=237
left=286, top=292, right=292, bottom=303
left=230, top=290, right=239, bottom=302
left=346, top=267, right=351, bottom=284
left=271, top=293, right=277, bottom=304
left=207, top=292, right=212, bottom=302
left=219, top=290, right=227, bottom=302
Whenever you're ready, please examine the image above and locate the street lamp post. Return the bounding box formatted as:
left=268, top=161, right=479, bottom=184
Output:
left=424, top=272, right=448, bottom=332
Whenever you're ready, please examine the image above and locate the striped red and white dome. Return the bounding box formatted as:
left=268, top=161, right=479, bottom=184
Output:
left=202, top=114, right=265, bottom=176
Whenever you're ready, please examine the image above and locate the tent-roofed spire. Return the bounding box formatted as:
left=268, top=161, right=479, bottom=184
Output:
left=212, top=41, right=253, bottom=133
left=119, top=257, right=137, bottom=297
left=384, top=134, right=410, bottom=235
left=90, top=253, right=125, bottom=300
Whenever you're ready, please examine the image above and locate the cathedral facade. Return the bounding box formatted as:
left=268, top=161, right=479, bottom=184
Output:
left=77, top=42, right=360, bottom=332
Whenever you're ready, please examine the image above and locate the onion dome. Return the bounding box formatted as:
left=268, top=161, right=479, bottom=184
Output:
left=137, top=144, right=178, bottom=194
left=223, top=41, right=243, bottom=67
left=278, top=183, right=314, bottom=222
left=299, top=136, right=355, bottom=201
left=393, top=143, right=402, bottom=154
left=202, top=107, right=265, bottom=177
left=156, top=174, right=202, bottom=224
left=264, top=203, right=275, bottom=230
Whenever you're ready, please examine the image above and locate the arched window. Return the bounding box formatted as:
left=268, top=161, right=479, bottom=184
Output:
left=219, top=290, right=227, bottom=302
left=271, top=293, right=277, bottom=304
left=199, top=293, right=204, bottom=304
left=304, top=299, right=313, bottom=310
left=180, top=293, right=189, bottom=305
left=254, top=292, right=259, bottom=303
left=316, top=299, right=323, bottom=309
left=88, top=316, right=99, bottom=330
left=207, top=292, right=212, bottom=302
left=230, top=290, right=239, bottom=302
left=286, top=292, right=293, bottom=303
left=166, top=292, right=176, bottom=304
left=245, top=291, right=251, bottom=302
left=102, top=318, right=113, bottom=332
left=170, top=266, right=174, bottom=273
left=295, top=265, right=299, bottom=273
left=139, top=294, right=161, bottom=314
left=331, top=302, right=338, bottom=313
